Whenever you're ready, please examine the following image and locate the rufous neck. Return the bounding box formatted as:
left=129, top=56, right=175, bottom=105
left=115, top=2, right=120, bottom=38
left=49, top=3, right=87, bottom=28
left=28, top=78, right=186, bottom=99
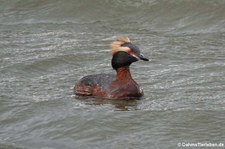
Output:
left=115, top=66, right=133, bottom=81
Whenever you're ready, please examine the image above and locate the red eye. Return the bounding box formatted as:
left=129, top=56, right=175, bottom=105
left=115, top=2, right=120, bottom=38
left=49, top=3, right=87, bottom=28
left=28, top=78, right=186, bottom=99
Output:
left=127, top=50, right=134, bottom=55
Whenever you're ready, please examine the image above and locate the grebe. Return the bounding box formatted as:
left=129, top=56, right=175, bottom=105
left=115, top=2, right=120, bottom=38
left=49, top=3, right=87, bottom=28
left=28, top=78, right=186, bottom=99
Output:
left=74, top=37, right=149, bottom=99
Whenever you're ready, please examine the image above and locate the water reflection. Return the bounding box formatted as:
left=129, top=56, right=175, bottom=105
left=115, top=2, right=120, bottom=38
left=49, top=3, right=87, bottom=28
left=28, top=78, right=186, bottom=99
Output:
left=75, top=96, right=139, bottom=111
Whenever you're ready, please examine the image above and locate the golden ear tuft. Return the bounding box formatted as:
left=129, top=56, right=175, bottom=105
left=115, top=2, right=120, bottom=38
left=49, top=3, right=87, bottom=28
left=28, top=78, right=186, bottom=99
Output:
left=110, top=36, right=131, bottom=55
left=116, top=36, right=131, bottom=43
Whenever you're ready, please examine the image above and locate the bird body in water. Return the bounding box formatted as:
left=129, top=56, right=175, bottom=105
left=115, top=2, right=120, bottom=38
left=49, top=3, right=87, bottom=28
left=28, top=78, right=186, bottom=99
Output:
left=74, top=37, right=149, bottom=99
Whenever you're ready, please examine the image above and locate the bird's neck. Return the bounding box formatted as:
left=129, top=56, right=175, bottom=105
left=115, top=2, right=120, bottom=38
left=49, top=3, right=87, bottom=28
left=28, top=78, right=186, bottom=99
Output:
left=115, top=66, right=133, bottom=81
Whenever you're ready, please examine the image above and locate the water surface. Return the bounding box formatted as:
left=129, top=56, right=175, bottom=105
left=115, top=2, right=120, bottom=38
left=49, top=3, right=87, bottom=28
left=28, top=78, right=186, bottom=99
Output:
left=1, top=0, right=225, bottom=148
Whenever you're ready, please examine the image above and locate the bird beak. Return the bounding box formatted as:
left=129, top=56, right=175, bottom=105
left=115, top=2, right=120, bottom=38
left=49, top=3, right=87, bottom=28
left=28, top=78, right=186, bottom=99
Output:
left=130, top=52, right=149, bottom=61
left=139, top=53, right=149, bottom=61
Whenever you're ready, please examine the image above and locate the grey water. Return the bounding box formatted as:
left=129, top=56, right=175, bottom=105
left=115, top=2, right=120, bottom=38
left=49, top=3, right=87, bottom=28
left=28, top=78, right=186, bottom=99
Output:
left=1, top=0, right=225, bottom=149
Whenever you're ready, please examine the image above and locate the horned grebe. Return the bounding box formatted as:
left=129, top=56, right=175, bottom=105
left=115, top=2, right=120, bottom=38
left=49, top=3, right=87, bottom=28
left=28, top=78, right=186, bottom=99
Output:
left=74, top=37, right=149, bottom=99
